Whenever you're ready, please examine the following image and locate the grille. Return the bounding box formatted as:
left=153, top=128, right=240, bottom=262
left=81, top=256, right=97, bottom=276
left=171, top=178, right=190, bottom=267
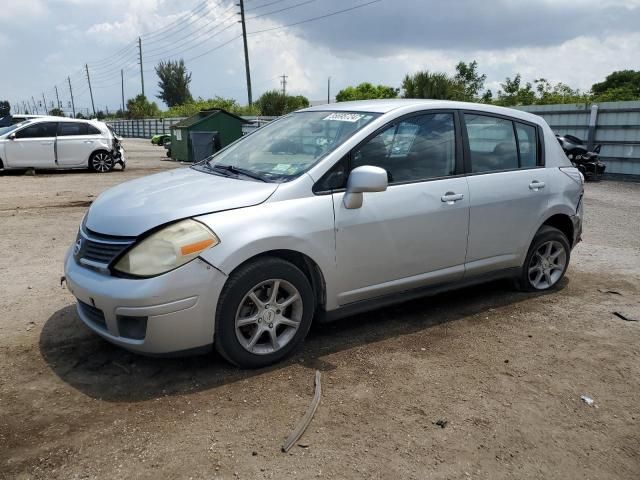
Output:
left=78, top=300, right=107, bottom=330
left=75, top=227, right=135, bottom=269
left=82, top=239, right=129, bottom=264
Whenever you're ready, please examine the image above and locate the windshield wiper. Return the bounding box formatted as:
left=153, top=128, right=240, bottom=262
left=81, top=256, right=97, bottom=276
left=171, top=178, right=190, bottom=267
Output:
left=212, top=164, right=268, bottom=182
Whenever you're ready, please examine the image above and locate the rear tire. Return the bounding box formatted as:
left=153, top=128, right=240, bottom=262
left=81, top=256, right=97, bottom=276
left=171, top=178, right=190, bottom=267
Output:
left=89, top=151, right=114, bottom=173
left=215, top=257, right=315, bottom=368
left=516, top=226, right=570, bottom=292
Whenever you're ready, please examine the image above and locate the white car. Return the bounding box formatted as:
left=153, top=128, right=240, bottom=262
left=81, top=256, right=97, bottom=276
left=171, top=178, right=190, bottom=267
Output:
left=0, top=116, right=125, bottom=173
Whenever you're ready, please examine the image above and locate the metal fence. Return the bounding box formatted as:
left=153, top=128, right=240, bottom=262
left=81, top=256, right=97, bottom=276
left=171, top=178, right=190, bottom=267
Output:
left=107, top=116, right=276, bottom=139
left=515, top=101, right=640, bottom=175
left=108, top=104, right=640, bottom=176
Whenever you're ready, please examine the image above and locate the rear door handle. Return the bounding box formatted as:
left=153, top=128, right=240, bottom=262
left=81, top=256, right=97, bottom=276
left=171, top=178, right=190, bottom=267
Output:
left=529, top=181, right=546, bottom=191
left=441, top=192, right=464, bottom=204
left=83, top=140, right=94, bottom=144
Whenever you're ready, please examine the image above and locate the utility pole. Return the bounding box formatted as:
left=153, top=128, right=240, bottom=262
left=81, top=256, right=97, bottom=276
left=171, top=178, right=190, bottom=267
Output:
left=238, top=0, right=253, bottom=105
left=138, top=37, right=145, bottom=97
left=67, top=76, right=76, bottom=118
left=121, top=68, right=125, bottom=114
left=42, top=93, right=48, bottom=114
left=327, top=76, right=331, bottom=104
left=85, top=64, right=96, bottom=117
left=280, top=74, right=288, bottom=96
left=55, top=85, right=61, bottom=109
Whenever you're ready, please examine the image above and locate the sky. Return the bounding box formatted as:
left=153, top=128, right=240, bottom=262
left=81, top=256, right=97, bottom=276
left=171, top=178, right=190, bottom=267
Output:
left=2, top=0, right=640, bottom=115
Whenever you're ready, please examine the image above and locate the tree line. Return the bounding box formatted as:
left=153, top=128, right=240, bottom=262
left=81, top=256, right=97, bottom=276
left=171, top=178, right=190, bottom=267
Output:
left=335, top=61, right=640, bottom=106
left=4, top=59, right=639, bottom=120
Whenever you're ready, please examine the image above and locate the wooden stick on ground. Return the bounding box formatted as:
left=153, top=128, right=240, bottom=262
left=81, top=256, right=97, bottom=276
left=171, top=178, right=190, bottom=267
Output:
left=281, top=370, right=322, bottom=453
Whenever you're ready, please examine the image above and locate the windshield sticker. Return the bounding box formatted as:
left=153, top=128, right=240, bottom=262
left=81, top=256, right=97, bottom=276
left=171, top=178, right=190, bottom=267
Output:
left=272, top=163, right=291, bottom=172
left=323, top=113, right=364, bottom=123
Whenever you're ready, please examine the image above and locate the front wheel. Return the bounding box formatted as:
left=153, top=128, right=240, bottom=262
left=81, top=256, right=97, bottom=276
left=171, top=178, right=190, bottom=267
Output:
left=517, top=226, right=570, bottom=291
left=215, top=257, right=315, bottom=368
left=89, top=151, right=114, bottom=173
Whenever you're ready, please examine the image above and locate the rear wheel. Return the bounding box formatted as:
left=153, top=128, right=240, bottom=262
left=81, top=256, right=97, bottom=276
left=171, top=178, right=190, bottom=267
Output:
left=215, top=257, right=314, bottom=368
left=517, top=226, right=570, bottom=291
left=89, top=151, right=114, bottom=173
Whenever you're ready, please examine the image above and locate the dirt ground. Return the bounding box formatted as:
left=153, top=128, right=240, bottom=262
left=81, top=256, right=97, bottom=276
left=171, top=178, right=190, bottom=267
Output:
left=1, top=139, right=639, bottom=479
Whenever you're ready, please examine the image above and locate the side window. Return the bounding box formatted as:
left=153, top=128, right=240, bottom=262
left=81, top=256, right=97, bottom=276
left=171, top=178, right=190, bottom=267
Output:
left=515, top=122, right=538, bottom=168
left=87, top=124, right=101, bottom=135
left=352, top=113, right=456, bottom=184
left=465, top=114, right=518, bottom=173
left=58, top=122, right=89, bottom=136
left=313, top=156, right=348, bottom=193
left=15, top=122, right=57, bottom=139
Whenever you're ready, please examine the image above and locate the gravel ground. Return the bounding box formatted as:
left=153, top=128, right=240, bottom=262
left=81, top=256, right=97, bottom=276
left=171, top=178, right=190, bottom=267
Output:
left=0, top=139, right=639, bottom=479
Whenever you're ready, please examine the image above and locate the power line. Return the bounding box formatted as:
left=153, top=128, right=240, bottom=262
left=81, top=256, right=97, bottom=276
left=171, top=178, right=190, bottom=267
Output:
left=182, top=34, right=242, bottom=63
left=87, top=42, right=138, bottom=67
left=141, top=0, right=211, bottom=40
left=145, top=21, right=238, bottom=61
left=245, top=0, right=289, bottom=12
left=248, top=0, right=382, bottom=35
left=247, top=0, right=317, bottom=20
left=143, top=0, right=231, bottom=47
left=144, top=7, right=237, bottom=56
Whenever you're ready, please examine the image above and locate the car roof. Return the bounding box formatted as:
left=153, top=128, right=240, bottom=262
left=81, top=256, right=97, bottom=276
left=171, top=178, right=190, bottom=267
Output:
left=301, top=99, right=543, bottom=124
left=27, top=116, right=103, bottom=124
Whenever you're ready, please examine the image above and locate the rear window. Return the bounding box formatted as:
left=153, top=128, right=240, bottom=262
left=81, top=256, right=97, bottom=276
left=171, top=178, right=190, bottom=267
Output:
left=464, top=113, right=540, bottom=172
left=58, top=122, right=88, bottom=136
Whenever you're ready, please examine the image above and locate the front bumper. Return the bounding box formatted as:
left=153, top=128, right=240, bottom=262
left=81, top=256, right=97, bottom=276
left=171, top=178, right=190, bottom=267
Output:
left=64, top=248, right=227, bottom=355
left=113, top=146, right=126, bottom=167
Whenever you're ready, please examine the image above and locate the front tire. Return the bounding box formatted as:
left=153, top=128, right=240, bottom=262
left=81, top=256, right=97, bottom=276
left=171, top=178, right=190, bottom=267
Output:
left=89, top=151, right=114, bottom=173
left=215, top=257, right=315, bottom=368
left=517, top=226, right=570, bottom=291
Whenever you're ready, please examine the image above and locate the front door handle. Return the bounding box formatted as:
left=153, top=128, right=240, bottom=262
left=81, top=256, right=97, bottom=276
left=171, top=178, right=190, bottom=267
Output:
left=441, top=192, right=464, bottom=204
left=40, top=141, right=53, bottom=145
left=529, top=181, right=546, bottom=191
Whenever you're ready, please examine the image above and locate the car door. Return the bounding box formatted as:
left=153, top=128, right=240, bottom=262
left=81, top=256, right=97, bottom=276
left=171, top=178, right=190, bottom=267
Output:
left=330, top=111, right=470, bottom=305
left=462, top=112, right=551, bottom=275
left=56, top=122, right=101, bottom=166
left=4, top=121, right=57, bottom=168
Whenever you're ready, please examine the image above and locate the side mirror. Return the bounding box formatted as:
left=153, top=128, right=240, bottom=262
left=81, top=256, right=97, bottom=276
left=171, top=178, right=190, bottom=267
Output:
left=8, top=133, right=16, bottom=140
left=343, top=165, right=388, bottom=209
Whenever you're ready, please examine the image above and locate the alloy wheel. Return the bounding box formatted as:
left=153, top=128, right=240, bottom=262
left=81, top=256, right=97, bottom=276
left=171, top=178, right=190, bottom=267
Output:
left=527, top=240, right=567, bottom=289
left=92, top=153, right=114, bottom=172
left=235, top=279, right=303, bottom=355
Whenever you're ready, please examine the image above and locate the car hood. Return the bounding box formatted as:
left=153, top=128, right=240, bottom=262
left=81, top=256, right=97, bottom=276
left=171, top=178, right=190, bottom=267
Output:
left=85, top=167, right=279, bottom=236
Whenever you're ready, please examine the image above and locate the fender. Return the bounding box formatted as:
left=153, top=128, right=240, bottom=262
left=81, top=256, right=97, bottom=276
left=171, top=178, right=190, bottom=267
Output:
left=196, top=194, right=340, bottom=308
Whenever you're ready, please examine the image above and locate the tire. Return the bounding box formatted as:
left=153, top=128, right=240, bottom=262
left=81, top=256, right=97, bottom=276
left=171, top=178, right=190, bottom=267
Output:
left=516, top=226, right=571, bottom=292
left=89, top=151, right=114, bottom=173
left=215, top=257, right=315, bottom=368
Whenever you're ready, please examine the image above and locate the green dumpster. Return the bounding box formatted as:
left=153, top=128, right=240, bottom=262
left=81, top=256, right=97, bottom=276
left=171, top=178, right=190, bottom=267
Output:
left=169, top=109, right=250, bottom=162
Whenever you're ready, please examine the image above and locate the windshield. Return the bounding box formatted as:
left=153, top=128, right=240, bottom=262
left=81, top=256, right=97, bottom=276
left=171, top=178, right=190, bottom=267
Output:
left=0, top=121, right=29, bottom=137
left=204, top=111, right=380, bottom=181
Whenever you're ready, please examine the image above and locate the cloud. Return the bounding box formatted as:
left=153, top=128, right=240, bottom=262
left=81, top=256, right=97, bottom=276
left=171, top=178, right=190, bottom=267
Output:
left=0, top=0, right=46, bottom=20
left=260, top=0, right=640, bottom=55
left=2, top=0, right=640, bottom=110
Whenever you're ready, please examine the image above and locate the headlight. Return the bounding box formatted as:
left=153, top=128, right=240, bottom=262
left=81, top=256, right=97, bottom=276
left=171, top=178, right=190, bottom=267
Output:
left=113, top=219, right=219, bottom=277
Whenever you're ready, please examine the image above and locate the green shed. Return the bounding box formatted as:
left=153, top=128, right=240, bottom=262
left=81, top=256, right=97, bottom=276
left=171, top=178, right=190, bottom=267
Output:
left=169, top=109, right=250, bottom=162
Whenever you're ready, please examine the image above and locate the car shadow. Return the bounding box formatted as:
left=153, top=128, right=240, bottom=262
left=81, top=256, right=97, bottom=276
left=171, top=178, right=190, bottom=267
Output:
left=39, top=279, right=565, bottom=403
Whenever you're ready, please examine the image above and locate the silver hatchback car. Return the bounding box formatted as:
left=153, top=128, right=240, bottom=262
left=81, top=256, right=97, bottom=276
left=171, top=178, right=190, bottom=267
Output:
left=64, top=100, right=584, bottom=368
